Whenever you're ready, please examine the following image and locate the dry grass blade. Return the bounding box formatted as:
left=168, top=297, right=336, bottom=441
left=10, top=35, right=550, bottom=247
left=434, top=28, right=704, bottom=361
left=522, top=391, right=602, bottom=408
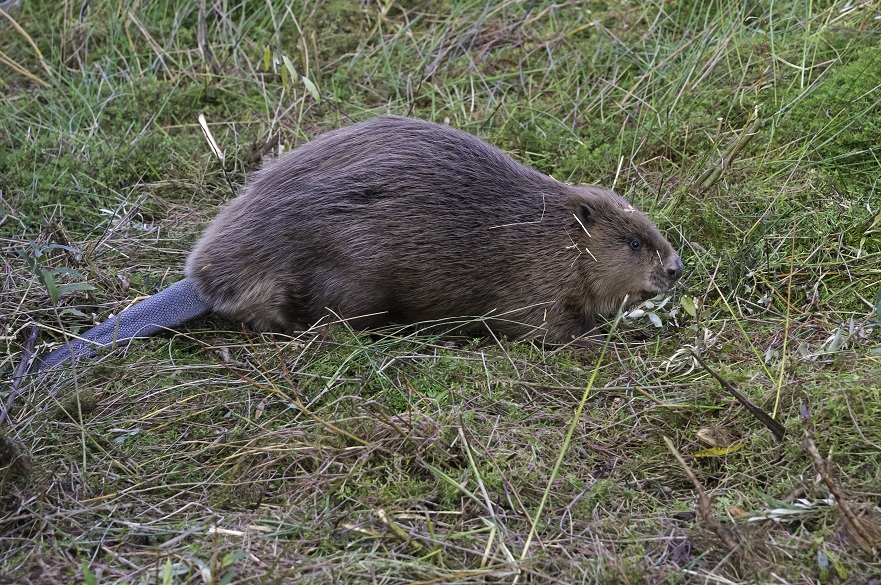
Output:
left=520, top=307, right=623, bottom=562
left=0, top=6, right=51, bottom=77
left=801, top=407, right=881, bottom=556
left=376, top=508, right=426, bottom=552
left=691, top=351, right=785, bottom=441
left=663, top=436, right=740, bottom=554
left=1, top=325, right=37, bottom=425
left=0, top=48, right=48, bottom=86
left=696, top=108, right=764, bottom=188
left=125, top=9, right=178, bottom=75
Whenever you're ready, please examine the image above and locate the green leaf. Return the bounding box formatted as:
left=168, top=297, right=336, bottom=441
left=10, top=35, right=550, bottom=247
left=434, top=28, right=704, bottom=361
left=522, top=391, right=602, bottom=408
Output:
left=832, top=553, right=848, bottom=579
left=52, top=267, right=87, bottom=279
left=163, top=558, right=173, bottom=585
left=817, top=549, right=829, bottom=581
left=681, top=295, right=697, bottom=318
left=263, top=45, right=271, bottom=72
left=60, top=307, right=90, bottom=318
left=282, top=55, right=297, bottom=89
left=302, top=75, right=320, bottom=102
left=28, top=240, right=44, bottom=258
left=39, top=267, right=58, bottom=305
left=16, top=249, right=37, bottom=271
left=41, top=243, right=80, bottom=253
left=827, top=327, right=845, bottom=352
left=222, top=551, right=248, bottom=567
left=874, top=287, right=881, bottom=325
left=57, top=283, right=96, bottom=296
left=114, top=429, right=139, bottom=444
left=82, top=561, right=98, bottom=585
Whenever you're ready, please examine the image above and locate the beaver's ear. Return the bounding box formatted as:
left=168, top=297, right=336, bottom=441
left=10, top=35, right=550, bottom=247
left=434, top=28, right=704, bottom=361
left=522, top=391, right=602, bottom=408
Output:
left=576, top=201, right=594, bottom=228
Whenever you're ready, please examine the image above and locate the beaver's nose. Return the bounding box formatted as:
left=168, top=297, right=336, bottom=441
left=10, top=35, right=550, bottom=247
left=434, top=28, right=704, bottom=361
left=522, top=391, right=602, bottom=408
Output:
left=666, top=256, right=683, bottom=281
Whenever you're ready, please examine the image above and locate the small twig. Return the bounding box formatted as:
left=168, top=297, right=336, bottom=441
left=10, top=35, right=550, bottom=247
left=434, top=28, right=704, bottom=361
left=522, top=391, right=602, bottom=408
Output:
left=510, top=0, right=537, bottom=33
left=691, top=351, right=785, bottom=441
left=1, top=325, right=38, bottom=425
left=664, top=436, right=740, bottom=553
left=196, top=0, right=219, bottom=74
left=801, top=406, right=880, bottom=555
left=696, top=110, right=764, bottom=189
left=245, top=132, right=281, bottom=164
left=376, top=508, right=425, bottom=552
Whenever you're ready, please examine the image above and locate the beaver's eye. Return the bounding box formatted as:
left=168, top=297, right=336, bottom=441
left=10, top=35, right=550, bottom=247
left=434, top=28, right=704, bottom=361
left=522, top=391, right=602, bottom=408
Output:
left=629, top=239, right=642, bottom=250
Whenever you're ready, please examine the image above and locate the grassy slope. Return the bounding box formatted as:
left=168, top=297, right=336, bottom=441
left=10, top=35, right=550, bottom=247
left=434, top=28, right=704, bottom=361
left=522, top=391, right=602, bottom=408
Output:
left=1, top=0, right=880, bottom=582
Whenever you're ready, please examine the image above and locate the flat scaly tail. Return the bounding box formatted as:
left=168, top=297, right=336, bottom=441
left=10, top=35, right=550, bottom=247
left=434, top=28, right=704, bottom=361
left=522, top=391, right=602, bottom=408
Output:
left=35, top=278, right=209, bottom=372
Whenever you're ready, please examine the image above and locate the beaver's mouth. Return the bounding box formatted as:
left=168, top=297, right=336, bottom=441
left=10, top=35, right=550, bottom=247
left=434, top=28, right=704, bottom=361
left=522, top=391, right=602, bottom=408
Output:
left=637, top=287, right=667, bottom=302
left=632, top=290, right=654, bottom=303
left=644, top=273, right=679, bottom=299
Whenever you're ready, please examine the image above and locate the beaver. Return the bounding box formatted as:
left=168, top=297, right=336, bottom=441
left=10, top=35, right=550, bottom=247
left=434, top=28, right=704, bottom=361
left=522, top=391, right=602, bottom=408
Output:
left=36, top=115, right=682, bottom=371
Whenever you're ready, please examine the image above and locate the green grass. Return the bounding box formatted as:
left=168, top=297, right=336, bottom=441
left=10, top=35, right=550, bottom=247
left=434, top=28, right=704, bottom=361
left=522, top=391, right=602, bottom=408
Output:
left=2, top=0, right=881, bottom=582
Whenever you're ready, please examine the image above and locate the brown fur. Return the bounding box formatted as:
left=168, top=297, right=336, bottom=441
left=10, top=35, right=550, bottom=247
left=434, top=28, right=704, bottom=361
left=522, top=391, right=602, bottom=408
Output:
left=186, top=116, right=682, bottom=342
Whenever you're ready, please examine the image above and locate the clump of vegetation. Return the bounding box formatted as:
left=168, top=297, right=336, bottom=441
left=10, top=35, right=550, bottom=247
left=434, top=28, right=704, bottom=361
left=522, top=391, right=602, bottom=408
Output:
left=2, top=0, right=880, bottom=583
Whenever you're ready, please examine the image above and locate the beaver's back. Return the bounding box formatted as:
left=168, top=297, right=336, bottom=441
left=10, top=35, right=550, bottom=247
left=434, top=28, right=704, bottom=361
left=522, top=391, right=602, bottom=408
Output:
left=186, top=117, right=574, bottom=331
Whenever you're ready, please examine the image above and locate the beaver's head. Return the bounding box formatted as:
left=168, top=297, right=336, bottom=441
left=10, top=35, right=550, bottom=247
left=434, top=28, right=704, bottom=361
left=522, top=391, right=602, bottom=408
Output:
left=568, top=187, right=682, bottom=316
